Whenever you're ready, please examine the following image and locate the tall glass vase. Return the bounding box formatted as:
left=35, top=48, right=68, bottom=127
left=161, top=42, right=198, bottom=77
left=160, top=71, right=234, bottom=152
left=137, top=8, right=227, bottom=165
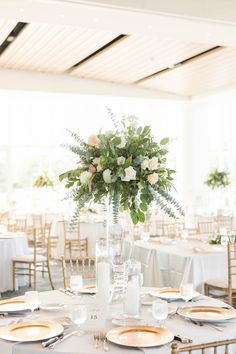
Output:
left=108, top=193, right=128, bottom=301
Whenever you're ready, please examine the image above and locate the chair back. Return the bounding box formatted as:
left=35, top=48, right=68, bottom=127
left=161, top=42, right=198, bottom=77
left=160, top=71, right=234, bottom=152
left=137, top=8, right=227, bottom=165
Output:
left=32, top=214, right=44, bottom=230
left=171, top=338, right=236, bottom=353
left=228, top=240, right=236, bottom=305
left=64, top=220, right=80, bottom=240
left=7, top=217, right=27, bottom=232
left=197, top=221, right=214, bottom=235
left=61, top=255, right=95, bottom=288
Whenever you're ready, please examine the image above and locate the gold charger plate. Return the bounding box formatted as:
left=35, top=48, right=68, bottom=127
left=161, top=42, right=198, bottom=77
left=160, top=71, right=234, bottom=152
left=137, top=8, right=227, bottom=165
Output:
left=0, top=321, right=63, bottom=342
left=150, top=288, right=199, bottom=300
left=106, top=326, right=174, bottom=347
left=177, top=306, right=236, bottom=322
left=79, top=284, right=97, bottom=294
left=0, top=298, right=29, bottom=312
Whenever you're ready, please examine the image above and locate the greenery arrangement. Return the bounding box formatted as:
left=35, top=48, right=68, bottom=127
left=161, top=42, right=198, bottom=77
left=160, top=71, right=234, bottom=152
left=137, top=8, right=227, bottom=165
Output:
left=205, top=168, right=230, bottom=190
left=33, top=173, right=54, bottom=188
left=59, top=112, right=183, bottom=224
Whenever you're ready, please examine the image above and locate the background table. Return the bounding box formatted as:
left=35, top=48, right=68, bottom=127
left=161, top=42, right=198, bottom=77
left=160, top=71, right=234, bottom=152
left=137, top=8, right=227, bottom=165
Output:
left=51, top=219, right=105, bottom=258
left=125, top=238, right=228, bottom=293
left=0, top=233, right=28, bottom=292
left=1, top=289, right=236, bottom=354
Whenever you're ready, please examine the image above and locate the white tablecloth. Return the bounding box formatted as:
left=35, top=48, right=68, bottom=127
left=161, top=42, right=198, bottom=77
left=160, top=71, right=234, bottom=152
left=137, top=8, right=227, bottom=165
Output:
left=1, top=290, right=236, bottom=354
left=51, top=219, right=105, bottom=258
left=0, top=233, right=28, bottom=292
left=125, top=239, right=228, bottom=293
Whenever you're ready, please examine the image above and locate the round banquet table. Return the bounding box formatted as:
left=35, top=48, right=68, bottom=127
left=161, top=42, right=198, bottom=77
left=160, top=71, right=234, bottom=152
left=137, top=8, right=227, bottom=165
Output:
left=1, top=289, right=236, bottom=354
left=124, top=238, right=228, bottom=293
left=0, top=233, right=28, bottom=293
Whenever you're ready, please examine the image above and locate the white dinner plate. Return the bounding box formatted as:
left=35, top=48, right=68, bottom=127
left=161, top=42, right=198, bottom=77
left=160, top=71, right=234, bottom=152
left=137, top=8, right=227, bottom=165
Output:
left=40, top=303, right=65, bottom=311
left=0, top=298, right=29, bottom=313
left=149, top=288, right=200, bottom=301
left=0, top=321, right=63, bottom=342
left=177, top=306, right=236, bottom=323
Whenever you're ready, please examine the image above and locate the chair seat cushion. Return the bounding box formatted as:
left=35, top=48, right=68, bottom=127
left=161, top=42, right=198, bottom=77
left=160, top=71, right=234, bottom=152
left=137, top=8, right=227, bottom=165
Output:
left=206, top=277, right=236, bottom=290
left=13, top=254, right=47, bottom=262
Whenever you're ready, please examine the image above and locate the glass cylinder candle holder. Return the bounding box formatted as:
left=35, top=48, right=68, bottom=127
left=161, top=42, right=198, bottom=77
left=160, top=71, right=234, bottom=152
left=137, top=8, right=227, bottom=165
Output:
left=96, top=238, right=111, bottom=301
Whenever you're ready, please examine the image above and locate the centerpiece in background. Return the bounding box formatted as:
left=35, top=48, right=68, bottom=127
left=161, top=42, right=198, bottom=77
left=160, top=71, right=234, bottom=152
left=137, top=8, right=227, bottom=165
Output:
left=59, top=110, right=183, bottom=298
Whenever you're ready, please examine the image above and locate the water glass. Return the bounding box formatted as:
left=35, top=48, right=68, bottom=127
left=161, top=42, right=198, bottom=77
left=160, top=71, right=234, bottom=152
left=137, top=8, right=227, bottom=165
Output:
left=25, top=291, right=40, bottom=318
left=180, top=283, right=194, bottom=302
left=70, top=275, right=83, bottom=292
left=68, top=304, right=87, bottom=335
left=181, top=229, right=189, bottom=241
left=152, top=299, right=168, bottom=327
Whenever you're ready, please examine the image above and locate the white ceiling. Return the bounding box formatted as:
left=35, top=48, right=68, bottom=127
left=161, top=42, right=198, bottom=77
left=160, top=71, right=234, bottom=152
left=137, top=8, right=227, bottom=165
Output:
left=0, top=1, right=236, bottom=97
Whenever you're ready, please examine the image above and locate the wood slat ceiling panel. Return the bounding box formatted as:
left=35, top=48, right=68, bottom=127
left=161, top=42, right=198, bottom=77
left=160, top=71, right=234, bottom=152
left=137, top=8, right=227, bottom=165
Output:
left=0, top=23, right=117, bottom=73
left=0, top=19, right=17, bottom=45
left=139, top=47, right=236, bottom=96
left=71, top=35, right=212, bottom=83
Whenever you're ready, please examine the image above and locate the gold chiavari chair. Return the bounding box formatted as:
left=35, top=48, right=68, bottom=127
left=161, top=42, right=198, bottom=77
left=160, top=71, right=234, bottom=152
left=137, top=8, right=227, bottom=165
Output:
left=12, top=225, right=54, bottom=291
left=216, top=215, right=233, bottom=233
left=7, top=217, right=27, bottom=232
left=197, top=221, right=215, bottom=236
left=204, top=240, right=236, bottom=306
left=163, top=223, right=177, bottom=238
left=0, top=211, right=8, bottom=226
left=31, top=214, right=44, bottom=231
left=171, top=339, right=236, bottom=353
left=61, top=255, right=96, bottom=288
left=63, top=220, right=87, bottom=258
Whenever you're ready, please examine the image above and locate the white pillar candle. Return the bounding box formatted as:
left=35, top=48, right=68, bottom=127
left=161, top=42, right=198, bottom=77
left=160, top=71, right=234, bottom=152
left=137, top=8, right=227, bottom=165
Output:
left=97, top=261, right=110, bottom=300
left=124, top=280, right=140, bottom=316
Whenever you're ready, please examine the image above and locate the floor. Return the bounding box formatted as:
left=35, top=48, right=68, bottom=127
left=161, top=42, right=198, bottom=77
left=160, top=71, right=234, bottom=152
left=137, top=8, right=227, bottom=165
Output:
left=1, top=261, right=64, bottom=299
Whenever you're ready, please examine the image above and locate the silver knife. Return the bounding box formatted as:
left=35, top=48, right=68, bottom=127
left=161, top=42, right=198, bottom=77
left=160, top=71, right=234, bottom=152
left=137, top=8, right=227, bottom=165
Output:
left=174, top=335, right=192, bottom=344
left=48, top=329, right=80, bottom=349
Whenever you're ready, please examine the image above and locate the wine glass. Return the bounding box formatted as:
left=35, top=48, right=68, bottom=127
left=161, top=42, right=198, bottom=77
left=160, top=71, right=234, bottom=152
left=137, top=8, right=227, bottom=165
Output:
left=68, top=304, right=87, bottom=335
left=152, top=299, right=168, bottom=327
left=70, top=275, right=83, bottom=293
left=25, top=291, right=40, bottom=318
left=180, top=283, right=194, bottom=302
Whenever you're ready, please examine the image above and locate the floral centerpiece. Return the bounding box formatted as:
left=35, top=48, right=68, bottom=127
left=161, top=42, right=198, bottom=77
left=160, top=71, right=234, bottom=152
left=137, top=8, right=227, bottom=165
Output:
left=59, top=113, right=183, bottom=224
left=205, top=168, right=230, bottom=190
left=33, top=172, right=54, bottom=188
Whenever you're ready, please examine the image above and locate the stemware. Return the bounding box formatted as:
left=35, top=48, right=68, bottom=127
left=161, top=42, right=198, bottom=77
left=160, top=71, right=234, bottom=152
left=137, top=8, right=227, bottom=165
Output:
left=152, top=299, right=168, bottom=327
left=25, top=291, right=40, bottom=318
left=68, top=304, right=87, bottom=335
left=180, top=283, right=194, bottom=302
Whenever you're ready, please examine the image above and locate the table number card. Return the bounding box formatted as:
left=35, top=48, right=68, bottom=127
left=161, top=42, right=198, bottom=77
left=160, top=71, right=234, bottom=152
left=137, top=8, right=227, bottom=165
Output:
left=83, top=296, right=107, bottom=331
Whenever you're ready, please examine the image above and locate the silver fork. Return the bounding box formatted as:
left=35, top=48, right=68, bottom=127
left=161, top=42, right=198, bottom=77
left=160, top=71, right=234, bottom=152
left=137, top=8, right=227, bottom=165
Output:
left=100, top=332, right=109, bottom=352
left=94, top=333, right=100, bottom=349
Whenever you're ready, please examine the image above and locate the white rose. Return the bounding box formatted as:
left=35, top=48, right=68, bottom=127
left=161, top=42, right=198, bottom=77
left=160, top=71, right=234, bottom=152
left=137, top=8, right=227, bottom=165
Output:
left=147, top=172, right=159, bottom=185
left=117, top=156, right=126, bottom=165
left=103, top=169, right=112, bottom=183
left=141, top=159, right=149, bottom=170
left=122, top=166, right=136, bottom=182
left=117, top=136, right=126, bottom=149
left=80, top=171, right=92, bottom=185
left=88, top=134, right=100, bottom=147
left=148, top=157, right=158, bottom=171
